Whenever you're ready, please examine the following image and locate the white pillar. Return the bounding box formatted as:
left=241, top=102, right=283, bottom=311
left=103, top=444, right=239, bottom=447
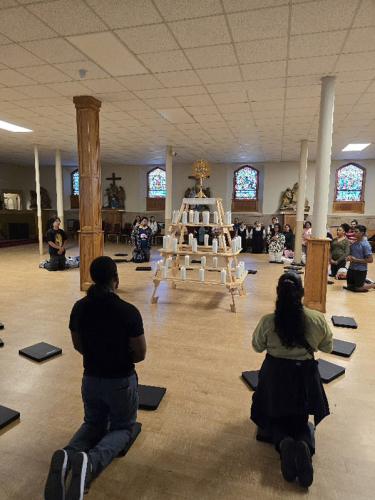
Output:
left=165, top=145, right=173, bottom=226
left=294, top=140, right=308, bottom=264
left=312, top=76, right=335, bottom=238
left=55, top=149, right=64, bottom=229
left=34, top=145, right=43, bottom=256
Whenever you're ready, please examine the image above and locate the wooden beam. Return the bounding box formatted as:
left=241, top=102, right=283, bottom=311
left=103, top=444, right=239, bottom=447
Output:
left=304, top=238, right=330, bottom=313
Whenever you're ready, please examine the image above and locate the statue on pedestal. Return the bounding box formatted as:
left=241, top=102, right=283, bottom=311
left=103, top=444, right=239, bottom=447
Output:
left=104, top=172, right=125, bottom=209
left=30, top=187, right=52, bottom=209
left=279, top=183, right=310, bottom=212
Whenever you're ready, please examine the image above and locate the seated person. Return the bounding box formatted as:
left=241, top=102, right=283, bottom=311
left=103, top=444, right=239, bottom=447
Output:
left=251, top=273, right=332, bottom=488
left=330, top=225, right=350, bottom=277
left=283, top=224, right=295, bottom=259
left=345, top=225, right=375, bottom=292
left=46, top=217, right=67, bottom=271
left=44, top=257, right=146, bottom=500
left=249, top=221, right=266, bottom=254
left=267, top=223, right=285, bottom=262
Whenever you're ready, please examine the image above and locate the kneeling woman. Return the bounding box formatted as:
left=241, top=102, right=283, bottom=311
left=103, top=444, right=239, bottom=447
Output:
left=251, top=273, right=332, bottom=487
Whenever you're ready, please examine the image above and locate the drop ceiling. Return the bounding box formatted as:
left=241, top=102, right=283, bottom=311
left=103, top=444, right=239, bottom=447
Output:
left=0, top=0, right=374, bottom=166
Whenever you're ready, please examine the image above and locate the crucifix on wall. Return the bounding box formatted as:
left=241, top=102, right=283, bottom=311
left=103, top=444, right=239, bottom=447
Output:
left=104, top=172, right=126, bottom=209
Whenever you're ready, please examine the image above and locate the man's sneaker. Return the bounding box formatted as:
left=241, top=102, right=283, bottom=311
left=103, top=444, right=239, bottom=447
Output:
left=295, top=440, right=314, bottom=488
left=279, top=437, right=297, bottom=482
left=66, top=452, right=92, bottom=500
left=44, top=449, right=69, bottom=500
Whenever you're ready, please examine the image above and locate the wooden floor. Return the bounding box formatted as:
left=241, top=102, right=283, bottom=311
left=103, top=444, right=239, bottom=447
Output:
left=0, top=243, right=374, bottom=500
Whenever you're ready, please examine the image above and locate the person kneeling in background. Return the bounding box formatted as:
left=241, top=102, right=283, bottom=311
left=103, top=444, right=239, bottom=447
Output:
left=251, top=273, right=332, bottom=488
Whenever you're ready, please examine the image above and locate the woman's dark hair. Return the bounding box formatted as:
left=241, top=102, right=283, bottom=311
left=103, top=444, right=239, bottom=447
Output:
left=351, top=219, right=358, bottom=225
left=141, top=217, right=149, bottom=222
left=303, top=220, right=312, bottom=228
left=53, top=217, right=61, bottom=223
left=340, top=223, right=350, bottom=233
left=356, top=224, right=366, bottom=234
left=284, top=224, right=292, bottom=233
left=88, top=256, right=118, bottom=297
left=274, top=223, right=281, bottom=232
left=274, top=273, right=307, bottom=349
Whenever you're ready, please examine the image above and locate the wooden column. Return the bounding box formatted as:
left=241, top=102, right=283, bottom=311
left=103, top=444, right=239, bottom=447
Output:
left=304, top=238, right=330, bottom=312
left=34, top=145, right=43, bottom=256
left=73, top=96, right=103, bottom=291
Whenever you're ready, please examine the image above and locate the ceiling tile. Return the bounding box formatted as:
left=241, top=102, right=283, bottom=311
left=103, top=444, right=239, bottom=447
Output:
left=156, top=70, right=201, bottom=87
left=197, top=65, right=242, bottom=84
left=114, top=99, right=151, bottom=111
left=0, top=87, right=33, bottom=100
left=223, top=0, right=288, bottom=12
left=138, top=50, right=191, bottom=73
left=0, top=7, right=56, bottom=42
left=82, top=78, right=125, bottom=93
left=16, top=85, right=61, bottom=98
left=145, top=96, right=181, bottom=109
left=159, top=108, right=195, bottom=123
left=343, top=27, right=375, bottom=53
left=155, top=0, right=222, bottom=20
left=286, top=84, right=321, bottom=99
left=0, top=44, right=45, bottom=68
left=0, top=0, right=17, bottom=7
left=176, top=94, right=213, bottom=106
left=21, top=38, right=86, bottom=64
left=184, top=105, right=218, bottom=115
left=353, top=0, right=375, bottom=28
left=47, top=81, right=90, bottom=96
left=19, top=65, right=71, bottom=83
left=217, top=102, right=250, bottom=114
left=54, top=61, right=109, bottom=80
left=135, top=85, right=206, bottom=98
left=115, top=24, right=178, bottom=54
left=86, top=0, right=162, bottom=29
left=242, top=60, right=286, bottom=80
left=289, top=31, right=347, bottom=59
left=228, top=6, right=289, bottom=42
left=291, top=0, right=358, bottom=35
left=236, top=38, right=287, bottom=64
left=68, top=32, right=148, bottom=76
left=185, top=44, right=237, bottom=69
left=169, top=15, right=231, bottom=48
left=335, top=80, right=370, bottom=95
left=117, top=74, right=163, bottom=91
left=28, top=0, right=106, bottom=36
left=288, top=55, right=336, bottom=76
left=336, top=51, right=375, bottom=71
left=0, top=68, right=35, bottom=86
left=211, top=91, right=247, bottom=104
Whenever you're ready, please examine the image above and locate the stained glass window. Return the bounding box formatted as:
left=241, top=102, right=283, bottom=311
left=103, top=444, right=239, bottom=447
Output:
left=335, top=164, right=364, bottom=202
left=234, top=166, right=258, bottom=200
left=71, top=169, right=79, bottom=196
left=148, top=167, right=166, bottom=198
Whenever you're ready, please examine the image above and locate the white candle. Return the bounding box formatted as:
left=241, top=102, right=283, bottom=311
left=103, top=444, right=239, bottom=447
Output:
left=219, top=235, right=225, bottom=249
left=225, top=211, right=232, bottom=225
left=237, top=236, right=242, bottom=251
left=158, top=259, right=163, bottom=270
left=213, top=211, right=218, bottom=224
left=185, top=255, right=190, bottom=267
left=162, top=266, right=167, bottom=279
left=202, top=211, right=210, bottom=225
left=236, top=265, right=241, bottom=279
left=180, top=266, right=186, bottom=280
left=221, top=268, right=227, bottom=284
left=212, top=238, right=218, bottom=253
left=201, top=256, right=206, bottom=267
left=182, top=211, right=188, bottom=224
left=213, top=256, right=218, bottom=268
left=199, top=268, right=205, bottom=282
left=231, top=240, right=236, bottom=253
left=194, top=211, right=200, bottom=224
left=189, top=209, right=194, bottom=223
left=188, top=233, right=194, bottom=246
left=192, top=238, right=198, bottom=252
left=163, top=235, right=168, bottom=250
left=167, top=257, right=172, bottom=268
left=204, top=234, right=209, bottom=246
left=172, top=237, right=178, bottom=253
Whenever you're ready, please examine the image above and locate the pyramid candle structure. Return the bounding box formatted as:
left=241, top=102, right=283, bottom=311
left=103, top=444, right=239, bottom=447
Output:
left=151, top=197, right=248, bottom=312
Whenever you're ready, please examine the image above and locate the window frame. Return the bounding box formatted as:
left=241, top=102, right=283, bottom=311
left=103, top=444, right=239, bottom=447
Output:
left=147, top=167, right=166, bottom=199
left=334, top=162, right=366, bottom=203
left=233, top=165, right=259, bottom=201
left=71, top=168, right=80, bottom=197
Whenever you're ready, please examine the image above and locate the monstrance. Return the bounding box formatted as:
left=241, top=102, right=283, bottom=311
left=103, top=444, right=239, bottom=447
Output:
left=192, top=159, right=211, bottom=198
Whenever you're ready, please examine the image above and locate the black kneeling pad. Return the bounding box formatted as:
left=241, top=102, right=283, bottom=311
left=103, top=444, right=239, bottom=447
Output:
left=117, top=422, right=142, bottom=457
left=19, top=342, right=62, bottom=362
left=0, top=338, right=4, bottom=347
left=113, top=259, right=128, bottom=263
left=331, top=316, right=358, bottom=329
left=135, top=266, right=152, bottom=271
left=138, top=385, right=166, bottom=411
left=317, top=359, right=345, bottom=383
left=114, top=253, right=128, bottom=257
left=0, top=322, right=4, bottom=330
left=284, top=265, right=303, bottom=270
left=242, top=371, right=259, bottom=391
left=191, top=259, right=201, bottom=264
left=0, top=405, right=20, bottom=430
left=248, top=270, right=257, bottom=274
left=332, top=339, right=356, bottom=358
left=284, top=269, right=303, bottom=275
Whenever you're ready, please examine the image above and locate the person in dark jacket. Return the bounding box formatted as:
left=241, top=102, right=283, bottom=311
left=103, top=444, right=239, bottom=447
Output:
left=251, top=273, right=332, bottom=488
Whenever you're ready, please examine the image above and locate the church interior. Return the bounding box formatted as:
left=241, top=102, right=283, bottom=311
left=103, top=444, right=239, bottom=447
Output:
left=0, top=1, right=375, bottom=499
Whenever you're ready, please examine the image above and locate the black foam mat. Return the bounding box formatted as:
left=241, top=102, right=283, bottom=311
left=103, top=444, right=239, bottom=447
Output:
left=117, top=422, right=142, bottom=457
left=332, top=339, right=356, bottom=358
left=138, top=385, right=166, bottom=411
left=0, top=322, right=4, bottom=330
left=0, top=405, right=20, bottom=430
left=269, top=261, right=284, bottom=264
left=0, top=338, right=4, bottom=347
left=114, top=253, right=128, bottom=257
left=19, top=342, right=62, bottom=362
left=248, top=270, right=257, bottom=274
left=113, top=259, right=128, bottom=263
left=135, top=266, right=152, bottom=271
left=242, top=371, right=259, bottom=391
left=284, top=265, right=303, bottom=270
left=331, top=316, right=358, bottom=329
left=317, top=359, right=345, bottom=383
left=284, top=269, right=304, bottom=274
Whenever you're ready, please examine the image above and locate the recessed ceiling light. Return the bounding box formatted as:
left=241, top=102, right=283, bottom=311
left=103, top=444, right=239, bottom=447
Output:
left=0, top=120, right=32, bottom=133
left=342, top=143, right=370, bottom=152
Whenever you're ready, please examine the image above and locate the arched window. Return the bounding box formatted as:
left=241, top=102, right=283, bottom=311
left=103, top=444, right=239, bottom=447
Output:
left=71, top=169, right=79, bottom=196
left=335, top=163, right=365, bottom=202
left=148, top=167, right=166, bottom=198
left=233, top=165, right=259, bottom=200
